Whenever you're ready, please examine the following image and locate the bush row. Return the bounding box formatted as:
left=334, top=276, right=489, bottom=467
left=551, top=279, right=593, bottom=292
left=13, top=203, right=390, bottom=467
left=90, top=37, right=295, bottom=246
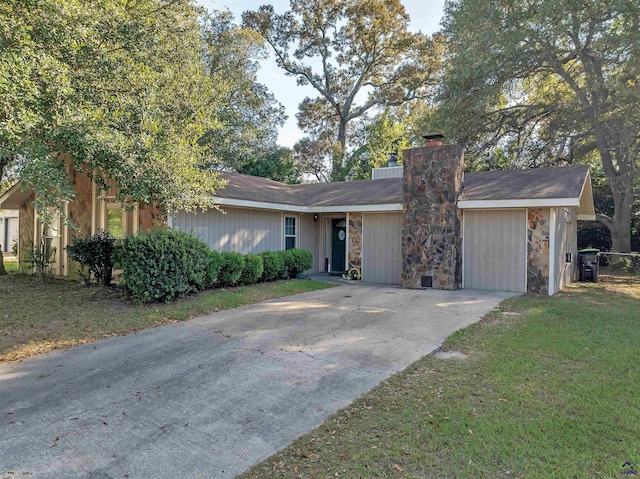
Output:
left=69, top=229, right=314, bottom=303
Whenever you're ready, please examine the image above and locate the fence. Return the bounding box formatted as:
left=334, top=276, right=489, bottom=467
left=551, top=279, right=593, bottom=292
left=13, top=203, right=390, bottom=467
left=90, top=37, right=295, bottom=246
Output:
left=596, top=252, right=640, bottom=285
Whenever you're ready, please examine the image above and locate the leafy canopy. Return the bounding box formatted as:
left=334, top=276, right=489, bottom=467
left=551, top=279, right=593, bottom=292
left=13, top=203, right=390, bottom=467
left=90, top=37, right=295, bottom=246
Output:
left=199, top=10, right=286, bottom=173
left=244, top=0, right=443, bottom=181
left=0, top=0, right=262, bottom=218
left=439, top=0, right=640, bottom=251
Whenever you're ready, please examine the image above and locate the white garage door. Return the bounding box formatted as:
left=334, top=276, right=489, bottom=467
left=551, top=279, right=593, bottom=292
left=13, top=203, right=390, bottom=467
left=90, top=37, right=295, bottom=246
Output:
left=362, top=213, right=403, bottom=284
left=463, top=210, right=526, bottom=292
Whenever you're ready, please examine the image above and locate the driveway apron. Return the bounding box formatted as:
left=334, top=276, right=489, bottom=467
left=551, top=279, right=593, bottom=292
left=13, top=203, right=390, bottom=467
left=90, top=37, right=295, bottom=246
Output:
left=0, top=284, right=515, bottom=478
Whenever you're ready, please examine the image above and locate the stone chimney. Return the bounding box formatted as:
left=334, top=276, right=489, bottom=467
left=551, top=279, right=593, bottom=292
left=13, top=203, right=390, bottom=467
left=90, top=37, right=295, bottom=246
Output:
left=401, top=144, right=464, bottom=290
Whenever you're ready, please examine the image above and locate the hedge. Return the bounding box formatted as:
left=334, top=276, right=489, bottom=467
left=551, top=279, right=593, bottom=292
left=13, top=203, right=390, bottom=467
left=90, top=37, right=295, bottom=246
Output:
left=240, top=253, right=264, bottom=285
left=260, top=250, right=286, bottom=281
left=284, top=248, right=313, bottom=277
left=218, top=251, right=245, bottom=287
left=113, top=229, right=210, bottom=303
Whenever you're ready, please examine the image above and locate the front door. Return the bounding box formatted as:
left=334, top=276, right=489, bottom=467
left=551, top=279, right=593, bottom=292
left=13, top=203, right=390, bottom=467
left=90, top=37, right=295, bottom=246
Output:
left=331, top=219, right=346, bottom=273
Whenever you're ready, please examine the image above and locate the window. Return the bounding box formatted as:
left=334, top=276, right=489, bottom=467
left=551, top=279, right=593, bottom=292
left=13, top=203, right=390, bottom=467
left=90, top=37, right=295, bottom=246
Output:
left=106, top=205, right=126, bottom=238
left=285, top=216, right=296, bottom=250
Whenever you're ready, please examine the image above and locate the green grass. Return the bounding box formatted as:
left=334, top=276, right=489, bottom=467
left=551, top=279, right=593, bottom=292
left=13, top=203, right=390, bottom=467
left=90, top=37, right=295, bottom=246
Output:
left=240, top=280, right=640, bottom=479
left=0, top=275, right=334, bottom=362
left=2, top=257, right=18, bottom=273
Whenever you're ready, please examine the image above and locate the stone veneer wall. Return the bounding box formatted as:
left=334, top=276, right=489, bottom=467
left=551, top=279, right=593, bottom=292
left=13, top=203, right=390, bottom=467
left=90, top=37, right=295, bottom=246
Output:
left=348, top=212, right=362, bottom=272
left=527, top=208, right=550, bottom=294
left=402, top=145, right=464, bottom=290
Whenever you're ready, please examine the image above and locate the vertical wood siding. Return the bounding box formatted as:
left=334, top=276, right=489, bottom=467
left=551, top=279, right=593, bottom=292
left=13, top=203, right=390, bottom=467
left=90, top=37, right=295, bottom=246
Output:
left=298, top=213, right=319, bottom=273
left=553, top=207, right=577, bottom=292
left=362, top=213, right=403, bottom=284
left=175, top=207, right=283, bottom=254
left=463, top=210, right=526, bottom=292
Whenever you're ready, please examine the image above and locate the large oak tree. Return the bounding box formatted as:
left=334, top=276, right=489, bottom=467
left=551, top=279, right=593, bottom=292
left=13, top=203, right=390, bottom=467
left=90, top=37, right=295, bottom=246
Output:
left=1, top=0, right=229, bottom=222
left=440, top=0, right=639, bottom=252
left=243, top=0, right=443, bottom=181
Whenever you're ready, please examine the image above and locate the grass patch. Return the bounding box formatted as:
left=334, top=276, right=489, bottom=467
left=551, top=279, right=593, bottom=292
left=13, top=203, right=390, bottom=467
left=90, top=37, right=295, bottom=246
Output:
left=0, top=275, right=334, bottom=363
left=240, top=279, right=640, bottom=479
left=2, top=257, right=18, bottom=273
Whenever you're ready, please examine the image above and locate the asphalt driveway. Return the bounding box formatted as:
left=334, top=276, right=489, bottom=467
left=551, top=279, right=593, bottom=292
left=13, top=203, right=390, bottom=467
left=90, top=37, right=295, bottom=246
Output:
left=0, top=283, right=515, bottom=478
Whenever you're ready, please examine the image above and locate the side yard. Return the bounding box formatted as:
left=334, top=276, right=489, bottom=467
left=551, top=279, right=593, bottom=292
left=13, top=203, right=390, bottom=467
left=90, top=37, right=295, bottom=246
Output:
left=240, top=278, right=640, bottom=479
left=0, top=275, right=333, bottom=363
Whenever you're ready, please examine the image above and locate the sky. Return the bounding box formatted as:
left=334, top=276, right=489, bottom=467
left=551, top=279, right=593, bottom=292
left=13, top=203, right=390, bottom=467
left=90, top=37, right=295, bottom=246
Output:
left=197, top=0, right=446, bottom=147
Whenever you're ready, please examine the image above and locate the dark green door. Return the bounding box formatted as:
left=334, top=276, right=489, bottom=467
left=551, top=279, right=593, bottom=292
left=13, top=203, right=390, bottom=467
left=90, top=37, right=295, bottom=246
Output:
left=331, top=219, right=346, bottom=273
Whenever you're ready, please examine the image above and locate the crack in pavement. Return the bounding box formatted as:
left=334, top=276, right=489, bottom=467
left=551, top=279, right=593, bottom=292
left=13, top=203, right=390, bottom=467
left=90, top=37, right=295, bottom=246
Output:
left=300, top=306, right=356, bottom=347
left=294, top=349, right=390, bottom=375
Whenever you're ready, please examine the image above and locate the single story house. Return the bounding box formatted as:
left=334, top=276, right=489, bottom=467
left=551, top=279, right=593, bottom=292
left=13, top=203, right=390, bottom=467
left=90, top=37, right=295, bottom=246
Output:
left=0, top=144, right=595, bottom=295
left=0, top=209, right=19, bottom=254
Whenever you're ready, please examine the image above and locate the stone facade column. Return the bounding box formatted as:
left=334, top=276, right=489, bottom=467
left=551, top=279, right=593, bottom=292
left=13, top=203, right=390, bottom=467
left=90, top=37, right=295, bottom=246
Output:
left=348, top=212, right=362, bottom=272
left=527, top=208, right=550, bottom=294
left=402, top=145, right=464, bottom=290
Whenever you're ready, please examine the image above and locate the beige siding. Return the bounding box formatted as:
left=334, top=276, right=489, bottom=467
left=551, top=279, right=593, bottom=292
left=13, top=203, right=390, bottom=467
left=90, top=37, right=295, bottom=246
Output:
left=298, top=213, right=319, bottom=273
left=371, top=166, right=404, bottom=180
left=175, top=207, right=282, bottom=254
left=362, top=212, right=403, bottom=284
left=553, top=207, right=577, bottom=293
left=463, top=210, right=526, bottom=292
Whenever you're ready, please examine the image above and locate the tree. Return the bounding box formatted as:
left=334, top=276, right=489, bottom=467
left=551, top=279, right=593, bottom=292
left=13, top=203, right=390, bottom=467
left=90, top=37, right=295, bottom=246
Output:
left=243, top=0, right=443, bottom=181
left=440, top=0, right=640, bottom=252
left=235, top=147, right=300, bottom=183
left=0, top=0, right=226, bottom=223
left=199, top=10, right=286, bottom=171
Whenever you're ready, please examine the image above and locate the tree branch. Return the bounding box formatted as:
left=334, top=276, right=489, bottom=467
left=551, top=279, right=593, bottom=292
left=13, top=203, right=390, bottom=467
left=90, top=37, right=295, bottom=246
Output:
left=595, top=213, right=612, bottom=232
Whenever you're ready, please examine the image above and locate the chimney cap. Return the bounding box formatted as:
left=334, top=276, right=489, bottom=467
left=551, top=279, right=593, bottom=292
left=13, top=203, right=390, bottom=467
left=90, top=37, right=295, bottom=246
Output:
left=422, top=134, right=445, bottom=141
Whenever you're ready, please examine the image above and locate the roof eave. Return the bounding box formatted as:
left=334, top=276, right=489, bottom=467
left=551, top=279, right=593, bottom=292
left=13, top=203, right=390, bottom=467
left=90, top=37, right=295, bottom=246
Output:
left=457, top=198, right=581, bottom=209
left=576, top=169, right=596, bottom=220
left=0, top=182, right=31, bottom=210
left=212, top=196, right=402, bottom=213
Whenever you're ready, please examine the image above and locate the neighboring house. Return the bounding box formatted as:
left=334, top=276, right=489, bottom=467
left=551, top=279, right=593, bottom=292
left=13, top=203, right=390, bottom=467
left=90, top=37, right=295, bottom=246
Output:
left=0, top=209, right=19, bottom=254
left=0, top=144, right=595, bottom=295
left=0, top=160, right=161, bottom=277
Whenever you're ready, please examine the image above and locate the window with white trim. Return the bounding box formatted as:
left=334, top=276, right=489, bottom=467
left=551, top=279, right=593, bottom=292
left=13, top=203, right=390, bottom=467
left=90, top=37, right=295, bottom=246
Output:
left=284, top=216, right=296, bottom=250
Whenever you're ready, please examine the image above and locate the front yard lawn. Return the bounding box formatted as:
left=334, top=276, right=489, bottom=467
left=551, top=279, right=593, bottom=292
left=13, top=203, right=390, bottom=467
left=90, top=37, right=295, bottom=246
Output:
left=241, top=279, right=640, bottom=479
left=2, top=257, right=18, bottom=273
left=0, top=275, right=334, bottom=363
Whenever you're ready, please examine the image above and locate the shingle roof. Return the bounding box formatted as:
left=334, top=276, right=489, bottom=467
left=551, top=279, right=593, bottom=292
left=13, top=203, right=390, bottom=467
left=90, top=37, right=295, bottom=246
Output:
left=214, top=165, right=590, bottom=208
left=460, top=165, right=589, bottom=201
left=216, top=172, right=402, bottom=206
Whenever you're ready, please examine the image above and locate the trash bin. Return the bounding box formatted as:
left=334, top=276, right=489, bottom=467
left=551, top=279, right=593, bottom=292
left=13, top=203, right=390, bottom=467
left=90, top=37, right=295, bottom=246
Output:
left=578, top=248, right=599, bottom=282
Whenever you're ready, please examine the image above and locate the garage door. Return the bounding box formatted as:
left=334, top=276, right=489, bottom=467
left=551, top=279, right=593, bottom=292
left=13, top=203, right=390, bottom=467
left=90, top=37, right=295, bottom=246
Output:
left=463, top=210, right=526, bottom=292
left=362, top=213, right=403, bottom=284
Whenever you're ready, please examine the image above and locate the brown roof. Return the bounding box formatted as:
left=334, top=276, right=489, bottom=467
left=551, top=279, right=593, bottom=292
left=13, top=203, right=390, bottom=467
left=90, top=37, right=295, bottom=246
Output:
left=216, top=172, right=402, bottom=206
left=460, top=165, right=590, bottom=201
left=214, top=166, right=589, bottom=208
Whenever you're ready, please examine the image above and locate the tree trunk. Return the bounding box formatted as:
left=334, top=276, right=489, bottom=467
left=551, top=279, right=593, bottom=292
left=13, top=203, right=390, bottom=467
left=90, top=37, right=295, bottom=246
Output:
left=0, top=246, right=7, bottom=276
left=611, top=192, right=633, bottom=253
left=331, top=118, right=348, bottom=182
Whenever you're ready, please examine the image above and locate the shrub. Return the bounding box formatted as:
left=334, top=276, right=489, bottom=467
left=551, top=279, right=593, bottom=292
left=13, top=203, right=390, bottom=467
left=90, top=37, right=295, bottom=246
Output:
left=275, top=250, right=288, bottom=277
left=66, top=229, right=116, bottom=286
left=284, top=248, right=313, bottom=277
left=239, top=253, right=264, bottom=285
left=206, top=250, right=223, bottom=288
left=113, top=229, right=210, bottom=303
left=260, top=250, right=286, bottom=281
left=218, top=251, right=245, bottom=287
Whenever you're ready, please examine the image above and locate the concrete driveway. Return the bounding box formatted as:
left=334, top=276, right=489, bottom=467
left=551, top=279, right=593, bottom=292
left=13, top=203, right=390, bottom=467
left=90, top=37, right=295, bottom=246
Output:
left=0, top=283, right=515, bottom=478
